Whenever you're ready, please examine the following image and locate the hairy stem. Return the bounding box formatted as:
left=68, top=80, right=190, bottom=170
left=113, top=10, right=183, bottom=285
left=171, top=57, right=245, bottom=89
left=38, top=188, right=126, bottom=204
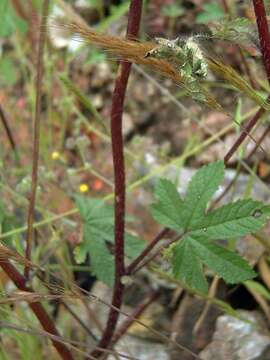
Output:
left=0, top=105, right=20, bottom=162
left=25, top=0, right=49, bottom=278
left=224, top=105, right=267, bottom=163
left=91, top=1, right=143, bottom=357
left=253, top=0, right=270, bottom=82
left=224, top=0, right=270, bottom=163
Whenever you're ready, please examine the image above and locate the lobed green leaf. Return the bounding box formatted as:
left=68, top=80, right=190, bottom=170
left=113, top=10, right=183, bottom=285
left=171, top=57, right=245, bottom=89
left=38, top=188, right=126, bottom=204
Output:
left=189, top=235, right=256, bottom=284
left=151, top=178, right=184, bottom=230
left=151, top=160, right=269, bottom=292
left=180, top=160, right=224, bottom=229
left=191, top=200, right=270, bottom=238
left=172, top=239, right=208, bottom=293
left=75, top=197, right=146, bottom=286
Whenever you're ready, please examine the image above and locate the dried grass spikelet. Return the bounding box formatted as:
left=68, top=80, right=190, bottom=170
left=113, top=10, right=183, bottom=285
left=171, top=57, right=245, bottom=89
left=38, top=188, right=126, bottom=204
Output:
left=51, top=0, right=269, bottom=113
left=58, top=21, right=182, bottom=78
left=67, top=22, right=270, bottom=112
left=207, top=56, right=270, bottom=112
left=0, top=291, right=79, bottom=305
left=0, top=243, right=37, bottom=270
left=51, top=19, right=222, bottom=111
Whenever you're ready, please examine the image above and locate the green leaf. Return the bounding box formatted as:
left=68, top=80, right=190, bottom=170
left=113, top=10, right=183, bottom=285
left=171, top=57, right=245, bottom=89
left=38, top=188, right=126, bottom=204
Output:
left=172, top=239, right=208, bottom=293
left=181, top=161, right=224, bottom=229
left=172, top=235, right=255, bottom=292
left=0, top=58, right=18, bottom=86
left=151, top=178, right=184, bottom=230
left=0, top=1, right=27, bottom=37
left=151, top=160, right=270, bottom=292
left=124, top=233, right=146, bottom=260
left=196, top=3, right=225, bottom=24
left=75, top=196, right=114, bottom=226
left=75, top=197, right=146, bottom=286
left=191, top=200, right=270, bottom=239
left=74, top=232, right=115, bottom=287
left=189, top=235, right=256, bottom=283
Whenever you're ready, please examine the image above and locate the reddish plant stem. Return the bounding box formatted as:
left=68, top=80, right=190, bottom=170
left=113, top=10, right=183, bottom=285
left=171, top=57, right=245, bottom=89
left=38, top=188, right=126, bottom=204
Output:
left=62, top=301, right=98, bottom=341
left=125, top=228, right=170, bottom=275
left=224, top=100, right=267, bottom=164
left=91, top=1, right=143, bottom=357
left=25, top=0, right=49, bottom=279
left=37, top=269, right=98, bottom=341
left=112, top=290, right=159, bottom=345
left=221, top=0, right=257, bottom=88
left=213, top=124, right=270, bottom=209
left=247, top=123, right=270, bottom=158
left=0, top=259, right=74, bottom=360
left=253, top=0, right=270, bottom=83
left=0, top=105, right=19, bottom=161
left=224, top=0, right=270, bottom=164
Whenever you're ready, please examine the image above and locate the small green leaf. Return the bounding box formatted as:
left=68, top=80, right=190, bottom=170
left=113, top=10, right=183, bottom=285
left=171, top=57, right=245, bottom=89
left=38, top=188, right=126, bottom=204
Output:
left=88, top=239, right=114, bottom=287
left=75, top=196, right=114, bottom=226
left=189, top=235, right=256, bottom=284
left=0, top=58, right=18, bottom=86
left=182, top=161, right=224, bottom=229
left=75, top=197, right=146, bottom=286
left=191, top=200, right=270, bottom=239
left=0, top=1, right=27, bottom=37
left=151, top=178, right=184, bottom=230
left=172, top=239, right=208, bottom=293
left=125, top=233, right=146, bottom=259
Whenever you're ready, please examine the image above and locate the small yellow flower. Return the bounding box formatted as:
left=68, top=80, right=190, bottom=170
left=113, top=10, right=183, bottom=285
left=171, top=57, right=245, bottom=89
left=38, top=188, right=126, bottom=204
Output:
left=79, top=184, right=89, bottom=193
left=51, top=151, right=60, bottom=160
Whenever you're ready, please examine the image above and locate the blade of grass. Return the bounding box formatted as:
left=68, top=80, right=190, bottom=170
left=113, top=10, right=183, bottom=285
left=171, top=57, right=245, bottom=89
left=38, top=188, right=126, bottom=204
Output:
left=0, top=104, right=20, bottom=163
left=59, top=74, right=109, bottom=134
